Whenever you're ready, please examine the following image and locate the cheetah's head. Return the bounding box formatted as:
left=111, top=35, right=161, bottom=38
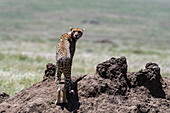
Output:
left=70, top=27, right=85, bottom=40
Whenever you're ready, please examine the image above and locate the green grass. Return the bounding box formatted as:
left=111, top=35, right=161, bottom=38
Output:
left=0, top=0, right=170, bottom=95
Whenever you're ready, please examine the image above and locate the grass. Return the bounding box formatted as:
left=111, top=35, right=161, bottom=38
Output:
left=0, top=0, right=170, bottom=95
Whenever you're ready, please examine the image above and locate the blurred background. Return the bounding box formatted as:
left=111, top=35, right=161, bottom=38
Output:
left=0, top=0, right=170, bottom=95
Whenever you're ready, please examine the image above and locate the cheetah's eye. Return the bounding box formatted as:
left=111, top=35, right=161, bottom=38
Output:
left=78, top=31, right=81, bottom=34
left=73, top=31, right=75, bottom=33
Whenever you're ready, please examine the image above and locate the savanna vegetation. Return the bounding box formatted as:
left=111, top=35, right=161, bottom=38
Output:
left=0, top=0, right=170, bottom=95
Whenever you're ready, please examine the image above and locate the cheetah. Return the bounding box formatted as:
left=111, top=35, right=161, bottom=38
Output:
left=55, top=27, right=84, bottom=103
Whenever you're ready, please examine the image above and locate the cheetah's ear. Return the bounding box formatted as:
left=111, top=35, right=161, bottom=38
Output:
left=70, top=27, right=74, bottom=31
left=82, top=28, right=85, bottom=31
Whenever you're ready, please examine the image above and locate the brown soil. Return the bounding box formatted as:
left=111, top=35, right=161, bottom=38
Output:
left=0, top=56, right=170, bottom=113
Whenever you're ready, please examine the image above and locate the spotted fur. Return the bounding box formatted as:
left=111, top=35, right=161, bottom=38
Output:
left=55, top=27, right=84, bottom=93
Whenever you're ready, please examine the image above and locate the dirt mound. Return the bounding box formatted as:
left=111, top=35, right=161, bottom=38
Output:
left=0, top=57, right=170, bottom=113
left=127, top=62, right=165, bottom=98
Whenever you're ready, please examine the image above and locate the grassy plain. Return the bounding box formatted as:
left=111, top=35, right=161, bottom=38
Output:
left=0, top=0, right=170, bottom=95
